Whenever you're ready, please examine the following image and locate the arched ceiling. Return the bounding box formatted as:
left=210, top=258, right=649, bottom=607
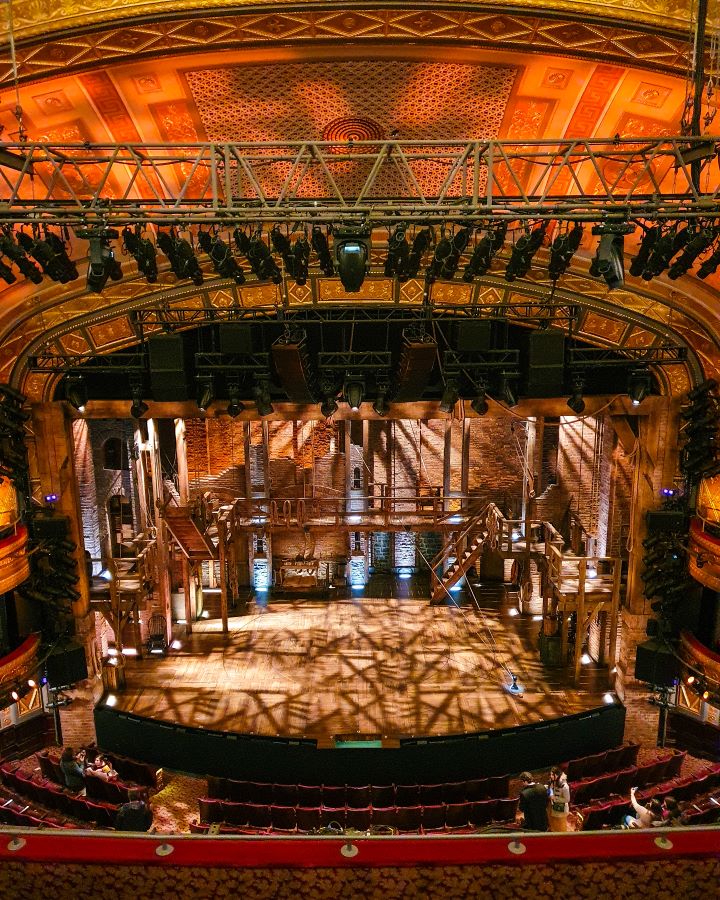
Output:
left=0, top=0, right=719, bottom=401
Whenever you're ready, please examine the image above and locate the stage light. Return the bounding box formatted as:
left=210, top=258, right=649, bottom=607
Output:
left=407, top=226, right=434, bottom=278
left=508, top=607, right=519, bottom=616
left=197, top=377, right=214, bottom=412
left=293, top=234, right=310, bottom=286
left=581, top=652, right=592, bottom=665
left=157, top=230, right=204, bottom=285
left=129, top=380, right=149, bottom=419
left=239, top=230, right=282, bottom=284
left=0, top=231, right=44, bottom=283
left=505, top=221, right=547, bottom=282
left=44, top=493, right=59, bottom=505
left=335, top=226, right=370, bottom=292
left=122, top=227, right=158, bottom=283
left=591, top=231, right=625, bottom=289
left=226, top=380, right=244, bottom=418
left=687, top=675, right=696, bottom=685
left=16, top=230, right=78, bottom=283
left=668, top=227, right=716, bottom=280
left=373, top=386, right=389, bottom=417
left=311, top=225, right=334, bottom=276
left=98, top=569, right=113, bottom=582
left=11, top=690, right=19, bottom=701
left=320, top=395, right=338, bottom=418
left=253, top=379, right=274, bottom=416
left=197, top=230, right=245, bottom=284
left=703, top=689, right=710, bottom=700
left=64, top=376, right=88, bottom=413
left=628, top=368, right=651, bottom=406
left=548, top=223, right=583, bottom=282
left=105, top=693, right=117, bottom=707
left=630, top=225, right=660, bottom=278
left=498, top=374, right=517, bottom=408
left=270, top=226, right=295, bottom=275
left=439, top=378, right=459, bottom=413
left=344, top=380, right=365, bottom=411
left=697, top=241, right=720, bottom=279
left=471, top=392, right=489, bottom=416
left=171, top=639, right=182, bottom=650
left=0, top=258, right=16, bottom=285
left=384, top=223, right=410, bottom=281
left=28, top=679, right=36, bottom=688
left=463, top=223, right=507, bottom=281
left=85, top=231, right=122, bottom=293
left=567, top=376, right=585, bottom=415
left=427, top=226, right=470, bottom=281
left=603, top=693, right=615, bottom=704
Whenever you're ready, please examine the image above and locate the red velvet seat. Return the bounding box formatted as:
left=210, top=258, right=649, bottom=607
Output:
left=465, top=778, right=489, bottom=802
left=322, top=785, right=347, bottom=807
left=226, top=779, right=250, bottom=803
left=207, top=775, right=227, bottom=799
left=666, top=750, right=686, bottom=779
left=395, top=784, right=420, bottom=807
left=445, top=801, right=471, bottom=829
left=419, top=784, right=444, bottom=805
left=320, top=805, right=346, bottom=828
left=297, top=784, right=322, bottom=807
left=189, top=821, right=209, bottom=834
left=86, top=800, right=115, bottom=828
left=370, top=784, right=395, bottom=807
left=272, top=783, right=299, bottom=807
left=85, top=774, right=110, bottom=803
left=395, top=805, right=422, bottom=833
left=494, top=797, right=519, bottom=822
left=222, top=801, right=250, bottom=826
left=603, top=746, right=626, bottom=773
left=565, top=756, right=586, bottom=782
left=442, top=782, right=466, bottom=804
left=371, top=805, right=399, bottom=829
left=246, top=782, right=273, bottom=805
left=617, top=743, right=641, bottom=769
left=199, top=797, right=224, bottom=824
left=345, top=806, right=371, bottom=831
left=346, top=785, right=371, bottom=808
left=421, top=804, right=445, bottom=833
left=296, top=806, right=321, bottom=833
left=270, top=805, right=297, bottom=832
left=578, top=801, right=614, bottom=831
left=484, top=775, right=510, bottom=799
left=245, top=803, right=271, bottom=829
left=470, top=798, right=498, bottom=827
left=582, top=751, right=608, bottom=778
left=613, top=767, right=636, bottom=797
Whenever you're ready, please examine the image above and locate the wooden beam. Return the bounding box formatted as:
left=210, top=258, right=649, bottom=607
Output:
left=573, top=558, right=587, bottom=683
left=218, top=517, right=229, bottom=634
left=610, top=414, right=639, bottom=456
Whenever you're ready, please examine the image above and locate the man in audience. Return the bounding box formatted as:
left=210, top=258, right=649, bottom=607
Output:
left=115, top=787, right=153, bottom=832
left=517, top=771, right=549, bottom=831
left=60, top=747, right=86, bottom=794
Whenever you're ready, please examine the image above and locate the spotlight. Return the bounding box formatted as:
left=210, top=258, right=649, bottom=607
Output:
left=85, top=231, right=122, bottom=293
left=344, top=380, right=365, bottom=411
left=293, top=234, right=310, bottom=286
left=372, top=385, right=390, bottom=417
left=157, top=230, right=204, bottom=285
left=463, top=223, right=507, bottom=281
left=427, top=226, right=470, bottom=281
left=505, top=221, right=547, bottom=282
left=334, top=226, right=371, bottom=292
left=28, top=679, right=36, bottom=689
left=196, top=377, right=214, bottom=412
left=16, top=230, right=78, bottom=283
left=197, top=230, right=245, bottom=284
left=567, top=376, right=585, bottom=414
left=226, top=380, right=244, bottom=418
left=11, top=690, right=19, bottom=702
left=590, top=230, right=625, bottom=289
left=629, top=225, right=660, bottom=278
left=0, top=230, right=43, bottom=283
left=471, top=388, right=489, bottom=416
left=130, top=394, right=149, bottom=419
left=581, top=652, right=592, bottom=665
left=384, top=223, right=410, bottom=281
left=311, top=225, right=334, bottom=276
left=687, top=675, right=695, bottom=685
left=668, top=226, right=717, bottom=280
left=64, top=376, right=88, bottom=413
left=122, top=227, right=158, bottom=283
left=407, top=226, right=434, bottom=278
left=548, top=224, right=583, bottom=282
left=235, top=229, right=282, bottom=283
left=320, top=395, right=338, bottom=418
left=702, top=689, right=710, bottom=700
left=439, top=378, right=459, bottom=414
left=697, top=243, right=720, bottom=279
left=253, top=379, right=274, bottom=416
left=627, top=368, right=652, bottom=406
left=497, top=373, right=517, bottom=408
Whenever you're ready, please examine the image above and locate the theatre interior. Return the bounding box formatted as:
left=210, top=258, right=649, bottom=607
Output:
left=0, top=0, right=719, bottom=895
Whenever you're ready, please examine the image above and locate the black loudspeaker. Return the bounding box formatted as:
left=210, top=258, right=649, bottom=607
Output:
left=46, top=643, right=88, bottom=688
left=456, top=321, right=492, bottom=352
left=31, top=514, right=70, bottom=541
left=148, top=334, right=188, bottom=401
left=219, top=323, right=253, bottom=356
left=634, top=639, right=679, bottom=686
left=646, top=510, right=687, bottom=534
left=527, top=331, right=566, bottom=396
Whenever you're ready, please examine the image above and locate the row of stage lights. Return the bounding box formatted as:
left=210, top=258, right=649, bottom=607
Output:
left=684, top=673, right=719, bottom=706
left=4, top=219, right=720, bottom=294
left=64, top=365, right=654, bottom=421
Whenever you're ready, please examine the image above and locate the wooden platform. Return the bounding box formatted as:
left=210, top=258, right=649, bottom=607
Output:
left=114, top=585, right=609, bottom=741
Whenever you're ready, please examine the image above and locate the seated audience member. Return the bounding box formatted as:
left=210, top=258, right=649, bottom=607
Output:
left=624, top=788, right=661, bottom=828
left=89, top=755, right=117, bottom=781
left=115, top=787, right=153, bottom=832
left=518, top=772, right=549, bottom=832
left=60, top=747, right=86, bottom=793
left=662, top=796, right=683, bottom=826
left=548, top=766, right=571, bottom=832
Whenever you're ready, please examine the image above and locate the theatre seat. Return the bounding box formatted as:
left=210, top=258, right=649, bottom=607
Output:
left=370, top=785, right=395, bottom=807
left=320, top=805, right=346, bottom=829
left=494, top=797, right=519, bottom=822
left=345, top=806, right=371, bottom=831
left=395, top=784, right=420, bottom=806
left=421, top=804, right=445, bottom=833
left=445, top=801, right=471, bottom=829
left=470, top=799, right=498, bottom=827
left=198, top=797, right=223, bottom=824
left=296, top=806, right=321, bottom=833
left=270, top=805, right=297, bottom=832
left=395, top=805, right=422, bottom=833
left=371, top=806, right=399, bottom=829
left=346, top=785, right=371, bottom=808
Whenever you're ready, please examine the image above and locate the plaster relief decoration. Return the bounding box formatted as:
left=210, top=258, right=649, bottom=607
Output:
left=185, top=61, right=517, bottom=199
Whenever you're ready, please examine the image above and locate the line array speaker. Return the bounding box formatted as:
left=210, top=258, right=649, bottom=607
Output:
left=634, top=639, right=678, bottom=686
left=148, top=334, right=188, bottom=401
left=394, top=336, right=437, bottom=402
left=526, top=331, right=565, bottom=396
left=272, top=336, right=317, bottom=403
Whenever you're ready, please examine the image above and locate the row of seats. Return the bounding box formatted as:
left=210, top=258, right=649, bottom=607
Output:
left=569, top=751, right=685, bottom=806
left=36, top=751, right=134, bottom=805
left=0, top=786, right=74, bottom=830
left=198, top=797, right=520, bottom=833
left=37, top=748, right=157, bottom=792
left=563, top=743, right=640, bottom=782
left=206, top=775, right=511, bottom=807
left=0, top=762, right=118, bottom=828
left=577, top=763, right=720, bottom=830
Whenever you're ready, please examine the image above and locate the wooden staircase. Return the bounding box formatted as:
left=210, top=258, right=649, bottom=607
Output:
left=429, top=514, right=486, bottom=604
left=164, top=507, right=217, bottom=561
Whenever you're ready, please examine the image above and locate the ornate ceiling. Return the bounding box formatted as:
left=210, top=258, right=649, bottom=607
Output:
left=0, top=0, right=719, bottom=401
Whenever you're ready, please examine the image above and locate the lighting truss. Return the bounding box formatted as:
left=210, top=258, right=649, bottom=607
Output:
left=194, top=351, right=270, bottom=372
left=568, top=346, right=687, bottom=367
left=317, top=351, right=392, bottom=372
left=1, top=138, right=719, bottom=226
left=442, top=349, right=521, bottom=372
left=28, top=351, right=147, bottom=372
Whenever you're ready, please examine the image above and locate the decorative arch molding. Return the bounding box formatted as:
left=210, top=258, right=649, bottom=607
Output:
left=9, top=266, right=708, bottom=401
left=0, top=2, right=697, bottom=87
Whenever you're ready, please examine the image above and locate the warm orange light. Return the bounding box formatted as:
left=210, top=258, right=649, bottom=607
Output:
left=703, top=690, right=710, bottom=700
left=11, top=691, right=18, bottom=701
left=687, top=675, right=695, bottom=685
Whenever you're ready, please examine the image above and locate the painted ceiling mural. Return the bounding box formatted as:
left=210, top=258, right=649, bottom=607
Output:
left=0, top=1, right=719, bottom=396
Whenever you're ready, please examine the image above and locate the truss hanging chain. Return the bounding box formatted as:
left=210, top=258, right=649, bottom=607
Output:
left=1, top=137, right=720, bottom=226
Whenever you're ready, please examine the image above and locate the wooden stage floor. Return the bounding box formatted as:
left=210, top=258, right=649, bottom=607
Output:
left=114, top=583, right=609, bottom=742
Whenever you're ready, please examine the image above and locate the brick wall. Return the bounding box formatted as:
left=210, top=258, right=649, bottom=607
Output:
left=419, top=421, right=444, bottom=490
left=371, top=532, right=392, bottom=572
left=394, top=530, right=416, bottom=569
left=72, top=420, right=102, bottom=572
left=87, top=420, right=135, bottom=560
left=467, top=417, right=526, bottom=516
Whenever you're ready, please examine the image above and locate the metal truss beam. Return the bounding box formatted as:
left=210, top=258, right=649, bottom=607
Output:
left=443, top=350, right=521, bottom=371
left=317, top=351, right=393, bottom=372
left=1, top=138, right=720, bottom=226
left=569, top=346, right=687, bottom=366
left=194, top=351, right=270, bottom=372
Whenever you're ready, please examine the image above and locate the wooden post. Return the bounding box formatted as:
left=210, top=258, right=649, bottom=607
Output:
left=443, top=420, right=452, bottom=512
left=195, top=561, right=203, bottom=618
left=146, top=419, right=173, bottom=640
left=461, top=418, right=470, bottom=509
left=608, top=558, right=622, bottom=688
left=174, top=418, right=190, bottom=504
left=182, top=556, right=193, bottom=636
left=574, top=557, right=587, bottom=683
left=218, top=517, right=229, bottom=634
